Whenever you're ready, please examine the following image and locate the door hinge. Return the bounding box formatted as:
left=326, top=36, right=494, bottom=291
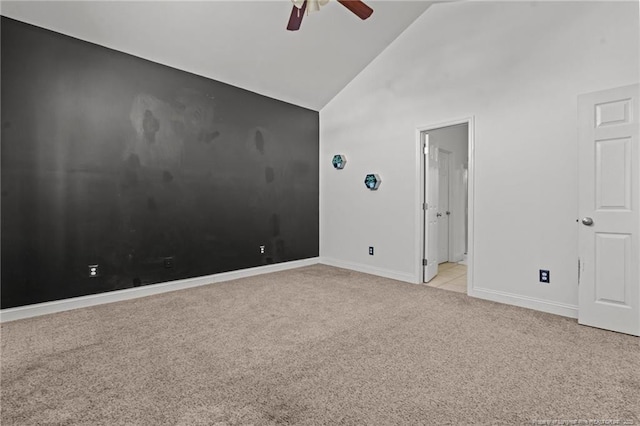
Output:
left=423, top=259, right=428, bottom=266
left=423, top=143, right=428, bottom=155
left=423, top=202, right=428, bottom=210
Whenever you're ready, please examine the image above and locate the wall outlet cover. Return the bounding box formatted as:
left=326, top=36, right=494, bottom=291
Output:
left=88, top=264, right=99, bottom=278
left=539, top=269, right=550, bottom=283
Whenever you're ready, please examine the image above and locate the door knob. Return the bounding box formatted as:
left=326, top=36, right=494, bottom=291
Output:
left=436, top=213, right=442, bottom=217
left=581, top=217, right=594, bottom=226
left=446, top=211, right=451, bottom=215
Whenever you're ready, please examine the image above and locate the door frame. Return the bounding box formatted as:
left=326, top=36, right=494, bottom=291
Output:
left=414, top=116, right=475, bottom=293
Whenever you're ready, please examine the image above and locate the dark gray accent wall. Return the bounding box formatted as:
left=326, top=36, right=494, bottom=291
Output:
left=1, top=17, right=319, bottom=309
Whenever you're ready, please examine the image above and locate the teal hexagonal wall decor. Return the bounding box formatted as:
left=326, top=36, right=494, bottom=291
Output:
left=332, top=154, right=346, bottom=169
left=364, top=174, right=381, bottom=190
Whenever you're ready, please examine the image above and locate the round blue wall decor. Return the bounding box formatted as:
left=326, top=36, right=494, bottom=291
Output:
left=364, top=174, right=381, bottom=190
left=332, top=154, right=346, bottom=169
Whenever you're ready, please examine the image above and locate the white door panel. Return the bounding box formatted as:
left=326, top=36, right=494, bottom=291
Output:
left=595, top=137, right=631, bottom=209
left=438, top=150, right=450, bottom=264
left=423, top=134, right=439, bottom=282
left=595, top=233, right=630, bottom=304
left=578, top=83, right=639, bottom=336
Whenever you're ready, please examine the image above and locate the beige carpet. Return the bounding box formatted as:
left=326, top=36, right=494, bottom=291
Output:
left=1, top=265, right=638, bottom=425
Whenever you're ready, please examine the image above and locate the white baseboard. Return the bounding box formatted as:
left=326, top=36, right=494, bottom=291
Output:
left=320, top=257, right=416, bottom=284
left=1, top=257, right=580, bottom=323
left=0, top=257, right=320, bottom=323
left=469, top=286, right=578, bottom=319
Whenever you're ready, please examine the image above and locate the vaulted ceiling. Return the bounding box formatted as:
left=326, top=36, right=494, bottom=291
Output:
left=1, top=1, right=437, bottom=110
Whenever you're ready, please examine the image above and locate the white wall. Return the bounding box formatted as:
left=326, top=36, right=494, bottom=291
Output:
left=320, top=1, right=639, bottom=316
left=429, top=124, right=468, bottom=263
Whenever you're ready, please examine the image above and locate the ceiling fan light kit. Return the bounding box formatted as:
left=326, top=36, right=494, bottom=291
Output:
left=293, top=0, right=329, bottom=14
left=287, top=0, right=373, bottom=31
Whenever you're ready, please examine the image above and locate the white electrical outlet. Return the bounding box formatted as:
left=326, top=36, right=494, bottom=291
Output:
left=88, top=264, right=99, bottom=277
left=259, top=245, right=265, bottom=254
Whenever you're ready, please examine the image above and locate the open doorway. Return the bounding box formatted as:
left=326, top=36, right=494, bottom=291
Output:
left=418, top=119, right=473, bottom=294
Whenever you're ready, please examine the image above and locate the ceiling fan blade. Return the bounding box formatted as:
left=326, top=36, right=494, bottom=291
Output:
left=337, top=0, right=373, bottom=20
left=287, top=0, right=307, bottom=31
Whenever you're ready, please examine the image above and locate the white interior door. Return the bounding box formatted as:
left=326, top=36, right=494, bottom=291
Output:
left=578, top=83, right=639, bottom=336
left=423, top=133, right=439, bottom=282
left=438, top=150, right=450, bottom=263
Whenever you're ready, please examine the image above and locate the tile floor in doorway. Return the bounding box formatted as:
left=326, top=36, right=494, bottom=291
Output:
left=425, top=262, right=467, bottom=293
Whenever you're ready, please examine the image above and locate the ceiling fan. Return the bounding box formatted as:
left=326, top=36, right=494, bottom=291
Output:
left=287, top=0, right=374, bottom=31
